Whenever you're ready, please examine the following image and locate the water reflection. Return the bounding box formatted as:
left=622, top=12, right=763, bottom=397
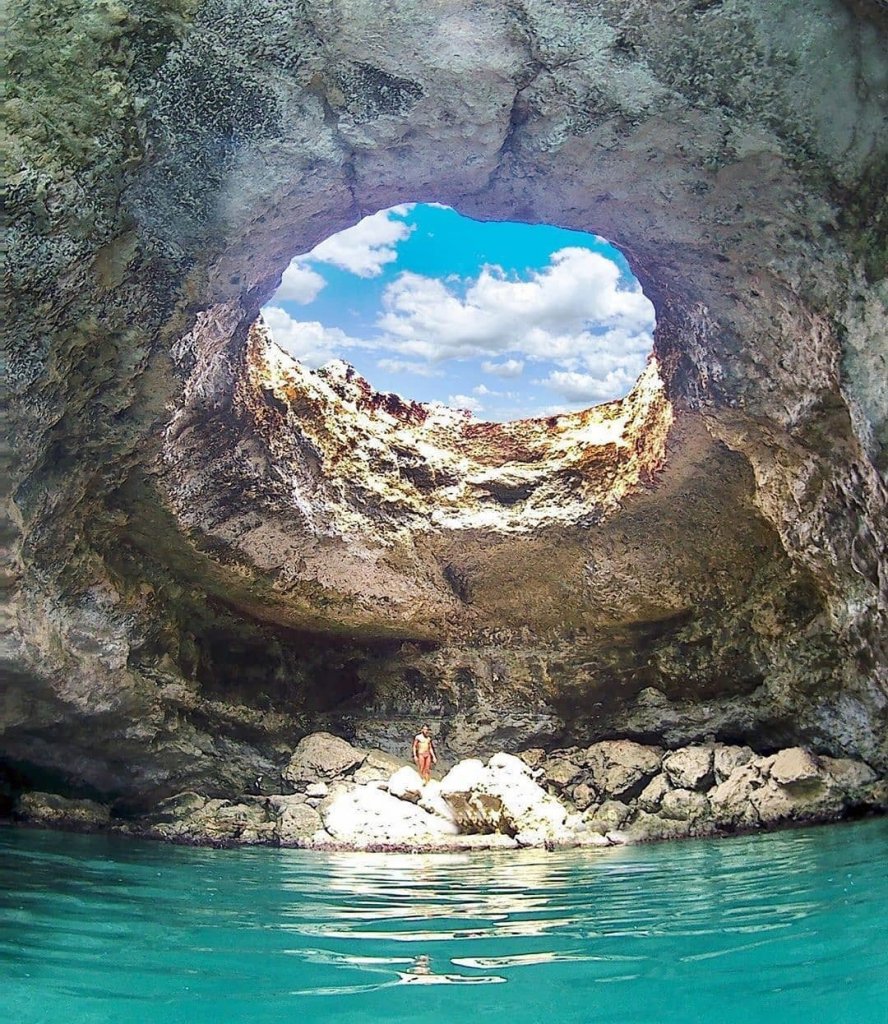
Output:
left=1, top=821, right=887, bottom=1024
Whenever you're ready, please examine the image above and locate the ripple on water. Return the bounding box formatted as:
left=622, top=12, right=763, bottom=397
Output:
left=1, top=820, right=887, bottom=1024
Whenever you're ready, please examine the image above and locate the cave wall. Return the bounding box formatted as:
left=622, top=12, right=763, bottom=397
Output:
left=3, top=0, right=886, bottom=803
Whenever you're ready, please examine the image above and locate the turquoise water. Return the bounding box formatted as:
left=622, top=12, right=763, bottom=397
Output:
left=1, top=819, right=886, bottom=1024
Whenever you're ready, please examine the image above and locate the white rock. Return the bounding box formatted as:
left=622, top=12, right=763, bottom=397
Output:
left=306, top=782, right=328, bottom=798
left=388, top=765, right=425, bottom=803
left=321, top=786, right=459, bottom=847
left=440, top=753, right=568, bottom=840
left=440, top=758, right=488, bottom=796
left=417, top=780, right=458, bottom=824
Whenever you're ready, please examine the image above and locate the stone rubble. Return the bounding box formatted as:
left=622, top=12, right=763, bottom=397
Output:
left=11, top=733, right=885, bottom=851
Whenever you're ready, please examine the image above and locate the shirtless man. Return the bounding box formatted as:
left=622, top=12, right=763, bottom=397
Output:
left=412, top=725, right=437, bottom=783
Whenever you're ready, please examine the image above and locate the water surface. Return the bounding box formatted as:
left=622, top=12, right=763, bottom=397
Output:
left=2, top=819, right=886, bottom=1023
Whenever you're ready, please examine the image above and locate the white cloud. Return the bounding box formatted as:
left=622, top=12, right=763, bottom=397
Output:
left=376, top=357, right=443, bottom=377
left=306, top=206, right=415, bottom=278
left=448, top=393, right=485, bottom=414
left=262, top=306, right=364, bottom=368
left=275, top=261, right=327, bottom=303
left=473, top=383, right=492, bottom=395
left=541, top=366, right=642, bottom=403
left=375, top=248, right=654, bottom=383
left=482, top=358, right=524, bottom=378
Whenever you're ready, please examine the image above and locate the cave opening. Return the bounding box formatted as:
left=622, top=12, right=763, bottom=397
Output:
left=259, top=202, right=658, bottom=422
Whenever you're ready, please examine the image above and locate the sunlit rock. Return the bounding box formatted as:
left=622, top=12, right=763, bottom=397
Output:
left=388, top=765, right=424, bottom=803
left=321, top=786, right=459, bottom=846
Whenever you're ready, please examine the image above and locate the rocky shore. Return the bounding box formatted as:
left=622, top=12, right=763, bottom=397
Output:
left=11, top=733, right=885, bottom=852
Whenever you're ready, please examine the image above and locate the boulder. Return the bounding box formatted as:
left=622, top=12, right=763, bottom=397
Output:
left=766, top=747, right=822, bottom=788
left=282, top=732, right=366, bottom=785
left=714, top=744, right=756, bottom=783
left=662, top=746, right=714, bottom=791
left=439, top=759, right=491, bottom=831
left=305, top=782, right=328, bottom=798
left=16, top=792, right=111, bottom=830
left=439, top=754, right=568, bottom=841
left=582, top=741, right=662, bottom=801
left=748, top=779, right=842, bottom=826
left=708, top=764, right=764, bottom=829
left=820, top=757, right=878, bottom=794
left=637, top=772, right=672, bottom=813
left=570, top=782, right=595, bottom=811
left=660, top=788, right=709, bottom=822
left=321, top=787, right=459, bottom=846
left=158, top=798, right=275, bottom=843
left=365, top=749, right=405, bottom=773
left=417, top=780, right=458, bottom=825
left=542, top=757, right=581, bottom=789
left=388, top=765, right=425, bottom=803
left=517, top=748, right=547, bottom=770
left=277, top=802, right=323, bottom=844
left=583, top=800, right=632, bottom=834
left=151, top=790, right=209, bottom=822
left=484, top=753, right=568, bottom=840
left=353, top=764, right=390, bottom=785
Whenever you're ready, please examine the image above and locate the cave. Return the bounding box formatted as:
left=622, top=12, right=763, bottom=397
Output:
left=3, top=0, right=886, bottom=813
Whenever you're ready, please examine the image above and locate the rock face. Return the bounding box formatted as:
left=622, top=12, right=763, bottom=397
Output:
left=2, top=2, right=887, bottom=811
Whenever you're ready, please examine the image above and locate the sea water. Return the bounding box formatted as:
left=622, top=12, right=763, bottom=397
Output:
left=1, top=818, right=886, bottom=1024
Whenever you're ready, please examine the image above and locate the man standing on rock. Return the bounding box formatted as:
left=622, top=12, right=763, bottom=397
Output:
left=412, top=725, right=437, bottom=783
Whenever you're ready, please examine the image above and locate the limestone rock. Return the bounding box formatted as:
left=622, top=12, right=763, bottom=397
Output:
left=583, top=800, right=632, bottom=835
left=352, top=764, right=390, bottom=785
left=417, top=780, right=458, bottom=825
left=660, top=788, right=709, bottom=822
left=388, top=765, right=424, bottom=803
left=637, top=772, right=672, bottom=813
left=662, top=746, right=714, bottom=791
left=365, top=750, right=405, bottom=773
left=714, top=745, right=756, bottom=784
left=16, top=792, right=111, bottom=830
left=518, top=748, right=547, bottom=771
left=321, top=787, right=458, bottom=847
left=748, top=779, right=842, bottom=826
left=709, top=764, right=766, bottom=829
left=820, top=757, right=878, bottom=794
left=278, top=802, right=323, bottom=844
left=582, top=741, right=662, bottom=800
left=283, top=733, right=365, bottom=785
left=543, top=757, right=581, bottom=789
left=438, top=753, right=568, bottom=840
left=570, top=782, right=595, bottom=811
left=766, top=747, right=822, bottom=788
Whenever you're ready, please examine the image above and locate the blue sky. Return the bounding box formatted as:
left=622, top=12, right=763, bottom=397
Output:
left=263, top=203, right=655, bottom=421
